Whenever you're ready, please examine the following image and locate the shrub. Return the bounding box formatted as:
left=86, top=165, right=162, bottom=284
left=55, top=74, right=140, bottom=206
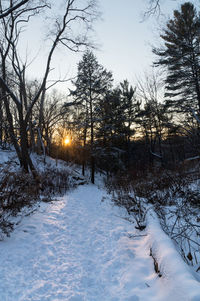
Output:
left=0, top=165, right=72, bottom=239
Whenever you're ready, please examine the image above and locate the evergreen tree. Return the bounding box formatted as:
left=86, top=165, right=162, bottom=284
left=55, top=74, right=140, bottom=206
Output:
left=119, top=80, right=139, bottom=162
left=95, top=81, right=139, bottom=173
left=70, top=50, right=113, bottom=183
left=153, top=2, right=200, bottom=115
left=95, top=87, right=131, bottom=175
left=96, top=88, right=126, bottom=145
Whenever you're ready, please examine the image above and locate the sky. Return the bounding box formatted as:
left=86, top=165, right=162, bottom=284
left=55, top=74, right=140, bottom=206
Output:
left=93, top=0, right=198, bottom=86
left=19, top=0, right=198, bottom=93
left=95, top=0, right=156, bottom=85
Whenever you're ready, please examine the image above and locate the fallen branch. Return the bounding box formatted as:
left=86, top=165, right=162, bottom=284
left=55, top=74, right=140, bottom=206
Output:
left=150, top=247, right=162, bottom=277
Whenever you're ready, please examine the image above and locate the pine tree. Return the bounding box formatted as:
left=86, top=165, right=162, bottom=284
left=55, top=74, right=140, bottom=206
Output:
left=70, top=50, right=113, bottom=183
left=119, top=80, right=139, bottom=161
left=153, top=2, right=200, bottom=115
left=94, top=89, right=123, bottom=174
left=95, top=81, right=139, bottom=173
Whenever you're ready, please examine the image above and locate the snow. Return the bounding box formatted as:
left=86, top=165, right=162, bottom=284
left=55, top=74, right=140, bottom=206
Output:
left=146, top=210, right=200, bottom=300
left=0, top=148, right=200, bottom=300
left=0, top=183, right=199, bottom=300
left=0, top=148, right=16, bottom=164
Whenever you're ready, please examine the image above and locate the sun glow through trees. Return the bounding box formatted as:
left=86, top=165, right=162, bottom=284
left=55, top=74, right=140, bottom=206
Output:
left=64, top=137, right=70, bottom=145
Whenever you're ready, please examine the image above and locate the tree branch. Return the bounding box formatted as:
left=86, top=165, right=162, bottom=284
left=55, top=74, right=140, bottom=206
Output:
left=0, top=0, right=29, bottom=19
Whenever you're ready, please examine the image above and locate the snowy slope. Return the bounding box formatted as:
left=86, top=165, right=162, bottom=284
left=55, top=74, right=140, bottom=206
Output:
left=146, top=210, right=200, bottom=300
left=0, top=184, right=199, bottom=300
left=0, top=149, right=16, bottom=164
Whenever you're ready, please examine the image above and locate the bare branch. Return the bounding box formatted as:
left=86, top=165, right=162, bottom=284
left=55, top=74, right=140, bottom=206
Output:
left=0, top=0, right=29, bottom=19
left=143, top=0, right=161, bottom=19
left=46, top=76, right=77, bottom=90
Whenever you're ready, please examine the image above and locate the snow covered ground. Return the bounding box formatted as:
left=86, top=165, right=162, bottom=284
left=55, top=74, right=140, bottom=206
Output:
left=0, top=183, right=199, bottom=300
left=0, top=148, right=16, bottom=164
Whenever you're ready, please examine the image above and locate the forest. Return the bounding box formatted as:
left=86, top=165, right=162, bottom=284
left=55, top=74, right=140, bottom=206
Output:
left=0, top=0, right=200, bottom=300
left=1, top=1, right=200, bottom=182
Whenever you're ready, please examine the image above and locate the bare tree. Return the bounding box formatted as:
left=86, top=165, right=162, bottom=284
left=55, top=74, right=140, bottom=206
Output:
left=0, top=0, right=50, bottom=175
left=0, top=0, right=99, bottom=177
left=40, top=90, right=66, bottom=156
left=136, top=70, right=169, bottom=166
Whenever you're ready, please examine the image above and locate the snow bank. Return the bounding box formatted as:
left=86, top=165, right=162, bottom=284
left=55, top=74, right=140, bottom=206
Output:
left=146, top=210, right=200, bottom=300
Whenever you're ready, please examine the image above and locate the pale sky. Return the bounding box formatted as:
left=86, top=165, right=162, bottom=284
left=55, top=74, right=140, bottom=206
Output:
left=19, top=0, right=198, bottom=93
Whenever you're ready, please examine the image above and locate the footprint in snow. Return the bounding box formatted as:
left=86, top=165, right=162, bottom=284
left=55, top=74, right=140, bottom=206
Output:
left=22, top=225, right=36, bottom=234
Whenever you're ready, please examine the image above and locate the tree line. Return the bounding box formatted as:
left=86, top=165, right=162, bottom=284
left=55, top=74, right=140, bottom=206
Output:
left=1, top=1, right=200, bottom=183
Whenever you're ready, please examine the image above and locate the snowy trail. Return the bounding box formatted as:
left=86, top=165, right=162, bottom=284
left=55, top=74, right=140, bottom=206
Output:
left=0, top=184, right=196, bottom=301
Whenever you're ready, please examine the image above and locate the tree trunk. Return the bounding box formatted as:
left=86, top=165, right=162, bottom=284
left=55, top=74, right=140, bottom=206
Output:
left=90, top=96, right=95, bottom=184
left=82, top=125, right=87, bottom=176
left=0, top=101, right=3, bottom=146
left=91, top=155, right=95, bottom=184
left=3, top=98, right=23, bottom=165
left=19, top=110, right=38, bottom=177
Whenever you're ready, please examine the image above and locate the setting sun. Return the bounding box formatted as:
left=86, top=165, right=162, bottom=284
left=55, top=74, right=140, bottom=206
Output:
left=64, top=138, right=70, bottom=145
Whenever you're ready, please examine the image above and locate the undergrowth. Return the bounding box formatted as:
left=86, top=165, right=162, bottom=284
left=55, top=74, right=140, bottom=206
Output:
left=0, top=162, right=74, bottom=239
left=105, top=167, right=200, bottom=271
